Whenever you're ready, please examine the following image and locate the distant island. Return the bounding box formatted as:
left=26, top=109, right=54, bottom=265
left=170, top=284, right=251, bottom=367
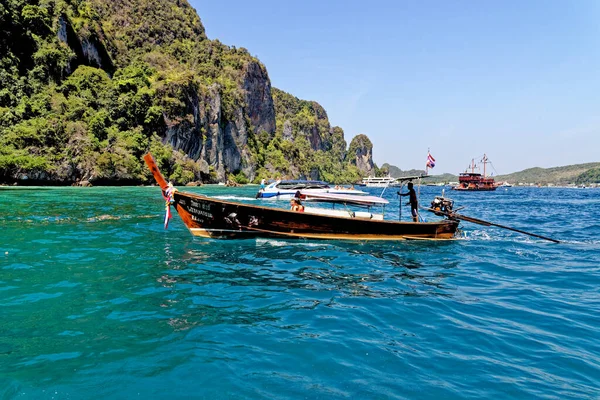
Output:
left=382, top=162, right=600, bottom=186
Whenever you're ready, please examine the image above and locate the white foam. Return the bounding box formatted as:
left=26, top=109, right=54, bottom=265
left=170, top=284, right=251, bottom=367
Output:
left=255, top=238, right=327, bottom=248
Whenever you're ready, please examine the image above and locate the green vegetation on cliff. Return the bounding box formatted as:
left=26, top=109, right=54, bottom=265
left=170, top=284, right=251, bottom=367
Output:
left=0, top=0, right=250, bottom=183
left=0, top=0, right=374, bottom=185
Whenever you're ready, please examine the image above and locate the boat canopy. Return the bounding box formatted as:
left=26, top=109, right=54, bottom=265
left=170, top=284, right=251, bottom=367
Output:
left=300, top=192, right=389, bottom=206
left=396, top=175, right=430, bottom=181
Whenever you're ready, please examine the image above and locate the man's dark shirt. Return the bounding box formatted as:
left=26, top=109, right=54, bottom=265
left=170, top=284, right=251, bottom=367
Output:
left=401, top=188, right=418, bottom=209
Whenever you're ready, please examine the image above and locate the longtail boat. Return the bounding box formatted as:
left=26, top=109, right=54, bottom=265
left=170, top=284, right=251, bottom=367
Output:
left=144, top=154, right=459, bottom=240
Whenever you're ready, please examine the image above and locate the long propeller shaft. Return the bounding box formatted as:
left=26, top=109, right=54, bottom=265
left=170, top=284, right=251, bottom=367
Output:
left=423, top=207, right=560, bottom=243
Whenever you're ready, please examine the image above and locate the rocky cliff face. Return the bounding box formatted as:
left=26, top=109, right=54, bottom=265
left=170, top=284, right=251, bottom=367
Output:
left=87, top=0, right=273, bottom=181
left=57, top=15, right=115, bottom=75
left=242, top=62, right=276, bottom=137
left=163, top=61, right=277, bottom=181
left=160, top=61, right=275, bottom=181
left=54, top=0, right=278, bottom=181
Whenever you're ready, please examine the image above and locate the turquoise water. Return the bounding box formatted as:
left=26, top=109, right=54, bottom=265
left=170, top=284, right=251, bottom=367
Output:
left=1, top=185, right=599, bottom=399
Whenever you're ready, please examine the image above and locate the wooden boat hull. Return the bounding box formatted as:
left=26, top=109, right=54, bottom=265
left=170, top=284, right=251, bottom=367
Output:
left=171, top=191, right=459, bottom=240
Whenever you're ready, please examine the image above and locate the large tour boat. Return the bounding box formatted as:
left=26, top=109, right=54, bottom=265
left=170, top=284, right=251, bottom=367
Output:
left=453, top=154, right=497, bottom=191
left=359, top=175, right=401, bottom=188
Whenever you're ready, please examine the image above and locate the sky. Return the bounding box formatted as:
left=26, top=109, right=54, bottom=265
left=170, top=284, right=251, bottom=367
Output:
left=189, top=0, right=600, bottom=174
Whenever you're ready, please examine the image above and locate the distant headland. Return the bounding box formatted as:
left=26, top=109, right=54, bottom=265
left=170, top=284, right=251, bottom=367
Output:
left=381, top=162, right=600, bottom=187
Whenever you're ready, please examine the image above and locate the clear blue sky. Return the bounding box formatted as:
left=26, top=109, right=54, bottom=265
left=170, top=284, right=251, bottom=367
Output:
left=190, top=0, right=600, bottom=174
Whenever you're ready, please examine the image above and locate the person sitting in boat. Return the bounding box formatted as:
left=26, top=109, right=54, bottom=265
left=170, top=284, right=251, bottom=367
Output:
left=290, top=198, right=305, bottom=212
left=398, top=182, right=418, bottom=222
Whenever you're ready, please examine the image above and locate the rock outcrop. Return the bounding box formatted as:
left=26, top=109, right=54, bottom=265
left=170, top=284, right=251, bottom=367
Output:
left=58, top=14, right=115, bottom=75
left=348, top=134, right=375, bottom=176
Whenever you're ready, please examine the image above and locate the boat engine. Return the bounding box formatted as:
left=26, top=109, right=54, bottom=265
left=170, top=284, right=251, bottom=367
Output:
left=430, top=196, right=454, bottom=216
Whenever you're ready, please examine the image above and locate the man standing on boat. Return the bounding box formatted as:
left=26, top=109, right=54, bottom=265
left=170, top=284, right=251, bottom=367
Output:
left=399, top=182, right=418, bottom=222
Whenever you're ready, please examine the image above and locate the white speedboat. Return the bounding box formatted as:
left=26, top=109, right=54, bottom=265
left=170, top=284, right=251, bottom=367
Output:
left=256, top=180, right=365, bottom=199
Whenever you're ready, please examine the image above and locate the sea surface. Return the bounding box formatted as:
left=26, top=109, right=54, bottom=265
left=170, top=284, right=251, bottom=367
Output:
left=1, top=184, right=599, bottom=399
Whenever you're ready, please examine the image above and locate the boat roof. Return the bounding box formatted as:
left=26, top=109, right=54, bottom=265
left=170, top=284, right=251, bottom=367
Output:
left=300, top=192, right=389, bottom=206
left=396, top=175, right=430, bottom=181
left=362, top=175, right=429, bottom=181
left=274, top=180, right=330, bottom=189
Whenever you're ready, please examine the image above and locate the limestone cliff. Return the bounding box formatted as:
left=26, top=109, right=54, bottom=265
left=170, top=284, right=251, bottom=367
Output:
left=0, top=0, right=375, bottom=184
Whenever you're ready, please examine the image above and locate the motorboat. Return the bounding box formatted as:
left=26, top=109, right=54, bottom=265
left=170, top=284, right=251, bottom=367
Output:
left=256, top=179, right=366, bottom=199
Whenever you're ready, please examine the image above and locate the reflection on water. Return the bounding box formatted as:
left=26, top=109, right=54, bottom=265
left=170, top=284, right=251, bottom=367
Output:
left=157, top=240, right=460, bottom=305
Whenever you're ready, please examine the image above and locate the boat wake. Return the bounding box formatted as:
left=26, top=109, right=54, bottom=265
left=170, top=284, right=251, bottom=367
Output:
left=465, top=229, right=493, bottom=241
left=558, top=239, right=600, bottom=246
left=463, top=229, right=551, bottom=244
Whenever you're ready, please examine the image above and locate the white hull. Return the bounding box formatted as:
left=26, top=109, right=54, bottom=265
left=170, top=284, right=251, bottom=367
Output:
left=363, top=182, right=401, bottom=188
left=361, top=176, right=401, bottom=187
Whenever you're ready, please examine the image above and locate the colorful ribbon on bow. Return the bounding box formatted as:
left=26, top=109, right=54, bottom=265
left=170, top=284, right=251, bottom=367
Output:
left=162, top=182, right=177, bottom=229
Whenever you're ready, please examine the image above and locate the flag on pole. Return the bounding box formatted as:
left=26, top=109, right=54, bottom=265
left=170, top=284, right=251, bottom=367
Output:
left=426, top=152, right=436, bottom=169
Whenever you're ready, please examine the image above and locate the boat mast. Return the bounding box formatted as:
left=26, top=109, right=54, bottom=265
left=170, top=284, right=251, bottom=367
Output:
left=482, top=154, right=488, bottom=178
left=470, top=158, right=475, bottom=173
